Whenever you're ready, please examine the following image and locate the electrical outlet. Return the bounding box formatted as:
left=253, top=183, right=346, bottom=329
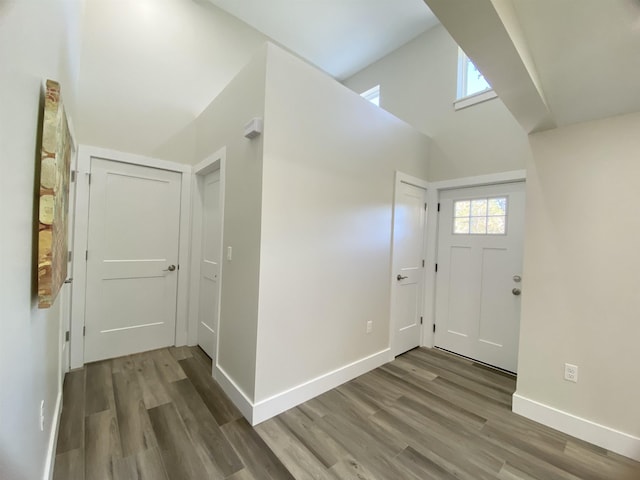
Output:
left=366, top=320, right=373, bottom=334
left=564, top=363, right=578, bottom=383
left=39, top=400, right=45, bottom=431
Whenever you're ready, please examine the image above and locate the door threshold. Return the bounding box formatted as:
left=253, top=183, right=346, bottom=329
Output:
left=434, top=347, right=517, bottom=377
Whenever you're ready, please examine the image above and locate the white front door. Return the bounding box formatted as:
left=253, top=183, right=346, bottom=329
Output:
left=198, top=169, right=221, bottom=360
left=434, top=182, right=525, bottom=372
left=391, top=179, right=427, bottom=356
left=84, top=158, right=182, bottom=363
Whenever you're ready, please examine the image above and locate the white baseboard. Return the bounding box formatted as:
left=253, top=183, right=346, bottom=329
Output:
left=252, top=348, right=390, bottom=425
left=43, top=391, right=63, bottom=480
left=213, top=349, right=391, bottom=426
left=512, top=393, right=640, bottom=461
left=213, top=364, right=255, bottom=423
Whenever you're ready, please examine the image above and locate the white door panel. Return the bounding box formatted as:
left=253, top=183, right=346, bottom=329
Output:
left=85, top=159, right=181, bottom=363
left=435, top=182, right=525, bottom=372
left=391, top=180, right=427, bottom=356
left=198, top=170, right=221, bottom=359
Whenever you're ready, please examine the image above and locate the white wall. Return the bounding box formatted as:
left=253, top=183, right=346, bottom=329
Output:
left=77, top=0, right=268, bottom=158
left=516, top=111, right=640, bottom=441
left=188, top=45, right=268, bottom=401
left=255, top=45, right=430, bottom=402
left=343, top=25, right=532, bottom=181
left=0, top=1, right=82, bottom=479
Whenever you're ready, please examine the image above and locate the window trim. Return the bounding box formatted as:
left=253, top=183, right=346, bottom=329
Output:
left=455, top=49, right=497, bottom=110
left=360, top=85, right=380, bottom=107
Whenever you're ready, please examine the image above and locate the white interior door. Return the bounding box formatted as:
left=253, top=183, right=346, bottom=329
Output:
left=84, top=158, right=182, bottom=363
left=391, top=180, right=427, bottom=356
left=198, top=169, right=221, bottom=360
left=434, top=182, right=525, bottom=372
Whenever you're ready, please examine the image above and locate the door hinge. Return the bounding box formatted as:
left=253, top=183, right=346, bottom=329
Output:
left=422, top=259, right=425, bottom=268
left=424, top=203, right=427, bottom=211
left=87, top=173, right=92, bottom=185
left=68, top=250, right=72, bottom=262
left=437, top=203, right=441, bottom=212
left=65, top=331, right=70, bottom=342
left=70, top=170, right=76, bottom=183
left=177, top=264, right=180, bottom=270
left=420, top=316, right=423, bottom=325
left=85, top=250, right=88, bottom=260
left=83, top=326, right=86, bottom=337
left=435, top=263, right=438, bottom=273
left=433, top=324, right=436, bottom=333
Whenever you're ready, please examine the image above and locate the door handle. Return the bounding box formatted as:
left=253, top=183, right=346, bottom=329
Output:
left=397, top=274, right=408, bottom=281
left=163, top=265, right=176, bottom=272
left=512, top=288, right=521, bottom=296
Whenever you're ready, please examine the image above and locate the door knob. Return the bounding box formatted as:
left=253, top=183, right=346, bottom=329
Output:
left=397, top=274, right=408, bottom=281
left=512, top=288, right=521, bottom=296
left=164, top=265, right=176, bottom=272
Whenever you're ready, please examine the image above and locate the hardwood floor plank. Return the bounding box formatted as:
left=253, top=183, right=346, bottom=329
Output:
left=255, top=417, right=329, bottom=480
left=147, top=402, right=212, bottom=480
left=112, top=447, right=169, bottom=480
left=132, top=355, right=171, bottom=409
left=85, top=362, right=114, bottom=415
left=327, top=456, right=383, bottom=480
left=226, top=468, right=256, bottom=480
left=191, top=345, right=213, bottom=369
left=221, top=418, right=295, bottom=480
left=395, top=445, right=459, bottom=480
left=149, top=348, right=187, bottom=383
left=168, top=345, right=193, bottom=361
left=165, top=377, right=244, bottom=477
left=390, top=355, right=439, bottom=382
left=179, top=356, right=241, bottom=425
left=277, top=407, right=349, bottom=469
left=85, top=410, right=122, bottom=480
left=53, top=448, right=84, bottom=480
left=369, top=407, right=500, bottom=480
left=56, top=369, right=85, bottom=454
left=112, top=370, right=157, bottom=456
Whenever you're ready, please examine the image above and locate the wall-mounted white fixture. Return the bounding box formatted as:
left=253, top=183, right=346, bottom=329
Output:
left=244, top=117, right=263, bottom=139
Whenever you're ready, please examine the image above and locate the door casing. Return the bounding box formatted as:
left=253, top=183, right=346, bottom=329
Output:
left=188, top=148, right=226, bottom=367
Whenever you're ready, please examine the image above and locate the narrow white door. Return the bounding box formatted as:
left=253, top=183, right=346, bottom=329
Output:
left=198, top=170, right=221, bottom=359
left=85, top=158, right=182, bottom=363
left=391, top=180, right=427, bottom=356
left=434, top=182, right=525, bottom=372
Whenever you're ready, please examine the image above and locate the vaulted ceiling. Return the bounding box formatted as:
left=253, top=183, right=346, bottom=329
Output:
left=206, top=0, right=439, bottom=80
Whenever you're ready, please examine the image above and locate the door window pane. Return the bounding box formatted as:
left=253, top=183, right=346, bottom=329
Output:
left=453, top=196, right=507, bottom=235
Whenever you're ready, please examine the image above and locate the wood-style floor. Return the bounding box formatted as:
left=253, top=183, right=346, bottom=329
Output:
left=53, top=346, right=640, bottom=480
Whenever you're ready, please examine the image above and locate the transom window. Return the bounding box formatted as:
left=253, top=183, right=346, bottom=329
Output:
left=455, top=48, right=497, bottom=110
left=453, top=197, right=507, bottom=235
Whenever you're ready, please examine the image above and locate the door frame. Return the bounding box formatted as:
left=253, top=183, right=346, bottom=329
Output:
left=188, top=148, right=226, bottom=365
left=423, top=169, right=527, bottom=350
left=389, top=171, right=429, bottom=357
left=70, top=145, right=192, bottom=369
